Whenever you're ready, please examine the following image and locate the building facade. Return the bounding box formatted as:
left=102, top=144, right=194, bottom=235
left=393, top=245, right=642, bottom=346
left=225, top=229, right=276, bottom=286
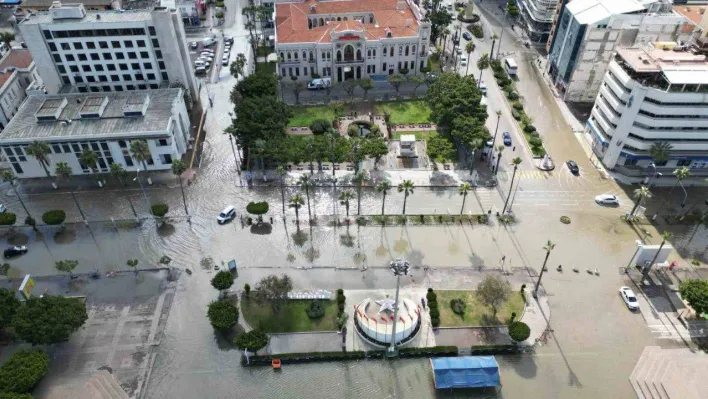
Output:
left=516, top=0, right=560, bottom=43
left=274, top=0, right=431, bottom=83
left=0, top=50, right=42, bottom=130
left=587, top=43, right=708, bottom=180
left=16, top=0, right=121, bottom=14
left=0, top=89, right=190, bottom=178
left=548, top=0, right=691, bottom=103
left=19, top=3, right=197, bottom=100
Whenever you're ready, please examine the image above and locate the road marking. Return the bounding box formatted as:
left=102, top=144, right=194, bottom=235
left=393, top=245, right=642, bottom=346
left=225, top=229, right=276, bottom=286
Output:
left=533, top=203, right=550, bottom=206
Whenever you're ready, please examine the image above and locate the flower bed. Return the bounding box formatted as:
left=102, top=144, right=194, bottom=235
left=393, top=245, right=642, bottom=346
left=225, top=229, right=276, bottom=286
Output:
left=355, top=213, right=489, bottom=226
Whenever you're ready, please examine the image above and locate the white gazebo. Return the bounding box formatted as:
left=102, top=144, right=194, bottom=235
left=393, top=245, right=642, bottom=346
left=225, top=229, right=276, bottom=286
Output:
left=399, top=134, right=417, bottom=157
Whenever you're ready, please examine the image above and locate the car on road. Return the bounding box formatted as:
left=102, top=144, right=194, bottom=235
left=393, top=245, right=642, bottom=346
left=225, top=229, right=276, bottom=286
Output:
left=195, top=66, right=207, bottom=75
left=502, top=132, right=511, bottom=146
left=460, top=60, right=467, bottom=67
left=190, top=42, right=198, bottom=50
left=4, top=245, right=27, bottom=258
left=619, top=286, right=639, bottom=310
left=566, top=160, right=579, bottom=174
left=222, top=56, right=229, bottom=65
left=460, top=54, right=468, bottom=63
left=0, top=204, right=5, bottom=213
left=595, top=194, right=619, bottom=205
left=217, top=206, right=236, bottom=224
left=463, top=32, right=472, bottom=41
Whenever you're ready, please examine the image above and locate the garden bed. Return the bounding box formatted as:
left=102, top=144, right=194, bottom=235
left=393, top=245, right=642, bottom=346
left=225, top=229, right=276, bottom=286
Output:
left=240, top=346, right=459, bottom=366
left=392, top=130, right=437, bottom=140
left=288, top=105, right=337, bottom=127
left=355, top=214, right=488, bottom=226
left=374, top=100, right=432, bottom=125
left=241, top=297, right=339, bottom=333
left=436, top=290, right=524, bottom=327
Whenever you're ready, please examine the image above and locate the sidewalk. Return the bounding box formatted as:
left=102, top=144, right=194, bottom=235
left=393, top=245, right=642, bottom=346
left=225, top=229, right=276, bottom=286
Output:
left=520, top=287, right=551, bottom=346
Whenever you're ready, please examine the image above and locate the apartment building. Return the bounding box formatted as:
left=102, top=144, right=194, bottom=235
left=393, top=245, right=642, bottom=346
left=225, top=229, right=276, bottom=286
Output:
left=547, top=0, right=692, bottom=103
left=275, top=0, right=431, bottom=83
left=0, top=49, right=43, bottom=130
left=0, top=89, right=190, bottom=178
left=587, top=43, right=708, bottom=180
left=19, top=2, right=197, bottom=100
left=516, top=0, right=560, bottom=43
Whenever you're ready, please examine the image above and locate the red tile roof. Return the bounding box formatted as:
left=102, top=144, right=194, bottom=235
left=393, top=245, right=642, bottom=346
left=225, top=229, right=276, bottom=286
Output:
left=0, top=49, right=33, bottom=71
left=276, top=0, right=419, bottom=44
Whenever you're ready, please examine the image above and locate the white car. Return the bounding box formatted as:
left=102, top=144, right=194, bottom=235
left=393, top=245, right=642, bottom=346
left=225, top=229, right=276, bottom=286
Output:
left=222, top=56, right=229, bottom=65
left=460, top=54, right=468, bottom=63
left=619, top=286, right=639, bottom=310
left=595, top=194, right=620, bottom=205
left=199, top=56, right=214, bottom=63
left=460, top=60, right=467, bottom=67
left=217, top=205, right=236, bottom=224
left=456, top=48, right=462, bottom=55
left=0, top=204, right=6, bottom=213
left=200, top=51, right=215, bottom=57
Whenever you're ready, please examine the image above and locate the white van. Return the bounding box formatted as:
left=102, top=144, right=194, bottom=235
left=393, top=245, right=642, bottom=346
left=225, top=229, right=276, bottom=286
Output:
left=307, top=77, right=332, bottom=90
left=504, top=57, right=518, bottom=77
left=479, top=81, right=487, bottom=95
left=217, top=205, right=236, bottom=224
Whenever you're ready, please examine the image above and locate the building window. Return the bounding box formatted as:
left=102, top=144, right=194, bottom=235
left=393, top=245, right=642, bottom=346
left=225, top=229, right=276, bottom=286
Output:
left=95, top=64, right=104, bottom=72
left=70, top=65, right=79, bottom=72
left=131, top=63, right=140, bottom=69
left=124, top=40, right=134, bottom=48
left=123, top=74, right=132, bottom=81
left=144, top=62, right=152, bottom=70
left=149, top=26, right=156, bottom=36
left=43, top=30, right=52, bottom=39
left=161, top=72, right=168, bottom=80
left=119, top=63, right=127, bottom=70
left=160, top=154, right=172, bottom=164
left=115, top=86, right=123, bottom=91
left=107, top=64, right=116, bottom=71
left=87, top=76, right=95, bottom=82
left=128, top=52, right=137, bottom=59
left=103, top=53, right=112, bottom=60
left=136, top=73, right=144, bottom=80
left=87, top=42, right=96, bottom=49
left=65, top=54, right=75, bottom=61
left=99, top=75, right=108, bottom=82
left=140, top=51, right=149, bottom=59
left=147, top=73, right=155, bottom=80
left=49, top=42, right=57, bottom=52
left=158, top=61, right=165, bottom=70
left=155, top=50, right=162, bottom=59
left=157, top=138, right=169, bottom=146
left=99, top=41, right=108, bottom=49
left=82, top=65, right=92, bottom=72
left=137, top=40, right=145, bottom=47
left=116, top=53, right=125, bottom=60
left=78, top=54, right=87, bottom=61
left=58, top=65, right=66, bottom=73
left=111, top=75, right=120, bottom=82
left=111, top=41, right=121, bottom=48
left=677, top=159, right=692, bottom=167
left=152, top=38, right=159, bottom=48
left=53, top=54, right=62, bottom=62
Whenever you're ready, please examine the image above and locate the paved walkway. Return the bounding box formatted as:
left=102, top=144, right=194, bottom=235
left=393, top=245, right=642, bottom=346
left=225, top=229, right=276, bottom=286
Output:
left=268, top=332, right=342, bottom=355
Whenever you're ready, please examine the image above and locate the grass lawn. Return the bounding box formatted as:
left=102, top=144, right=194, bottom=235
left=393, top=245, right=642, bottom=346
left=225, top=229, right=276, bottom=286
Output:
left=241, top=298, right=339, bottom=333
left=429, top=53, right=442, bottom=72
left=436, top=290, right=525, bottom=327
left=257, top=45, right=275, bottom=57
left=374, top=100, right=432, bottom=125
left=288, top=105, right=336, bottom=127
left=392, top=130, right=437, bottom=140
left=256, top=61, right=276, bottom=76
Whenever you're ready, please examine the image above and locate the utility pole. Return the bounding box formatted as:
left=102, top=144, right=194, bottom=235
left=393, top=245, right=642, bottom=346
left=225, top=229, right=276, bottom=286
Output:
left=488, top=111, right=502, bottom=167
left=386, top=258, right=410, bottom=358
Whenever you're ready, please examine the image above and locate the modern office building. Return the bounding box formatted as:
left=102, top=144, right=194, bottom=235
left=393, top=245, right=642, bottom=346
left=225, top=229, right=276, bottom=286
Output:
left=0, top=49, right=43, bottom=130
left=547, top=0, right=693, bottom=103
left=18, top=3, right=197, bottom=100
left=516, top=0, right=560, bottom=43
left=274, top=0, right=431, bottom=83
left=587, top=43, right=708, bottom=180
left=0, top=88, right=190, bottom=178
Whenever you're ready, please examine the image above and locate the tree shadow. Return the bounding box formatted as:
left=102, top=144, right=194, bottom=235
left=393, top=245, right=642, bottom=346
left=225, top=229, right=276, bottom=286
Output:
left=250, top=223, right=273, bottom=235
left=53, top=229, right=76, bottom=244
left=214, top=324, right=243, bottom=351
left=157, top=222, right=176, bottom=237
left=292, top=230, right=308, bottom=247
left=7, top=232, right=29, bottom=246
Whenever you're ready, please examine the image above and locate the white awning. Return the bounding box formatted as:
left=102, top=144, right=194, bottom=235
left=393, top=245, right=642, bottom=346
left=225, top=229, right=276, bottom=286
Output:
left=663, top=69, right=708, bottom=85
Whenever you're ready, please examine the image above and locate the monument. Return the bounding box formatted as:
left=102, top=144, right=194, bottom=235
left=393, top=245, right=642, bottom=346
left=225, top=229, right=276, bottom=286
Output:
left=353, top=295, right=422, bottom=347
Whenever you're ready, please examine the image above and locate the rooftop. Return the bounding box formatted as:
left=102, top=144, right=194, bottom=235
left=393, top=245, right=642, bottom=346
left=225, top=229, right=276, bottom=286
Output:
left=616, top=44, right=708, bottom=85
left=567, top=0, right=646, bottom=25
left=276, top=0, right=419, bottom=44
left=19, top=0, right=115, bottom=7
left=20, top=8, right=154, bottom=25
left=672, top=5, right=706, bottom=25
left=0, top=50, right=34, bottom=90
left=0, top=89, right=181, bottom=142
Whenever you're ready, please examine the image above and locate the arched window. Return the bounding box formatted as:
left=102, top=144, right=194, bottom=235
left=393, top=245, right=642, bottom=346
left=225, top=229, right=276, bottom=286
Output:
left=328, top=51, right=331, bottom=59
left=302, top=51, right=307, bottom=59
left=337, top=50, right=342, bottom=62
left=405, top=45, right=409, bottom=56
left=343, top=17, right=348, bottom=21
left=287, top=52, right=291, bottom=60
left=370, top=16, right=374, bottom=23
left=367, top=49, right=371, bottom=57
left=373, top=49, right=376, bottom=57
left=280, top=52, right=284, bottom=61
left=421, top=45, right=426, bottom=55
left=412, top=45, right=416, bottom=54
left=310, top=51, right=314, bottom=61
left=399, top=46, right=403, bottom=56
left=337, top=17, right=341, bottom=21
left=308, top=19, right=312, bottom=29
left=356, top=49, right=362, bottom=60
left=294, top=52, right=298, bottom=60
left=319, top=18, right=324, bottom=25
left=321, top=50, right=326, bottom=59
left=344, top=45, right=354, bottom=61
left=389, top=47, right=394, bottom=57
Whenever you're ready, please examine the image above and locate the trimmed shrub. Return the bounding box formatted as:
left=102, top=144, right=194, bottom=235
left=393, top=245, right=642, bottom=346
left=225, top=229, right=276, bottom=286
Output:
left=246, top=201, right=269, bottom=215
left=508, top=321, right=531, bottom=342
left=468, top=24, right=483, bottom=39
left=426, top=291, right=437, bottom=302
left=512, top=102, right=524, bottom=111
left=427, top=288, right=434, bottom=293
left=507, top=91, right=519, bottom=101
left=529, top=136, right=543, bottom=149
left=207, top=300, right=239, bottom=331
left=310, top=119, right=332, bottom=134
left=336, top=288, right=344, bottom=296
left=305, top=300, right=326, bottom=319
left=215, top=1, right=224, bottom=6
left=337, top=301, right=345, bottom=313
left=0, top=349, right=49, bottom=394
left=511, top=110, right=521, bottom=120
left=215, top=12, right=224, bottom=19
left=431, top=316, right=440, bottom=327
left=244, top=283, right=251, bottom=297
left=0, top=212, right=16, bottom=226
left=450, top=298, right=466, bottom=315
left=151, top=204, right=169, bottom=217
left=524, top=124, right=537, bottom=133
left=429, top=307, right=440, bottom=318
left=41, top=210, right=66, bottom=225
left=347, top=124, right=360, bottom=137
left=503, top=84, right=514, bottom=93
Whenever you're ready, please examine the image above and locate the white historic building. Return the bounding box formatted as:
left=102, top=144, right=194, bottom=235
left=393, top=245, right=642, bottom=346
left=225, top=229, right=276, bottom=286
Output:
left=274, top=0, right=431, bottom=83
left=0, top=49, right=43, bottom=130
left=588, top=43, right=708, bottom=180
left=18, top=2, right=197, bottom=100
left=0, top=88, right=190, bottom=178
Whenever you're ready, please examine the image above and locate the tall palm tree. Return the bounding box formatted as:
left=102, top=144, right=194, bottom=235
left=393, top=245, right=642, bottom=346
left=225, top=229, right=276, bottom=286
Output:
left=397, top=180, right=415, bottom=215
left=26, top=141, right=52, bottom=179
left=645, top=232, right=672, bottom=274
left=1, top=170, right=32, bottom=221
left=376, top=180, right=392, bottom=215
left=54, top=162, right=72, bottom=184
left=130, top=139, right=151, bottom=172
left=469, top=137, right=484, bottom=173
left=297, top=174, right=314, bottom=222
left=671, top=166, right=690, bottom=201
left=477, top=53, right=490, bottom=88
left=465, top=41, right=475, bottom=76
left=79, top=148, right=99, bottom=183
left=288, top=194, right=305, bottom=226
left=339, top=190, right=355, bottom=218
left=276, top=166, right=287, bottom=215
left=458, top=182, right=471, bottom=215
left=502, top=157, right=522, bottom=213
left=110, top=162, right=128, bottom=187
left=171, top=160, right=188, bottom=216
left=494, top=145, right=505, bottom=176
left=630, top=185, right=652, bottom=217
left=490, top=34, right=499, bottom=59
left=352, top=172, right=365, bottom=215
left=649, top=141, right=672, bottom=164
left=533, top=240, right=555, bottom=296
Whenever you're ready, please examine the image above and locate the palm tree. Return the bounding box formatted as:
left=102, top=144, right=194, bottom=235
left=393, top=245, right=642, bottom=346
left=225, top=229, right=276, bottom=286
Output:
left=502, top=157, right=522, bottom=213
left=465, top=41, right=475, bottom=76
left=352, top=172, right=365, bottom=215
left=468, top=137, right=484, bottom=173
left=645, top=232, right=672, bottom=274
left=1, top=170, right=32, bottom=222
left=477, top=53, right=490, bottom=88
left=671, top=167, right=690, bottom=205
left=494, top=145, right=505, bottom=176
left=0, top=32, right=14, bottom=47
left=129, top=139, right=151, bottom=171
left=276, top=166, right=287, bottom=215
left=376, top=180, right=392, bottom=215
left=110, top=162, right=128, bottom=187
left=26, top=141, right=52, bottom=179
left=397, top=180, right=415, bottom=215
left=339, top=190, right=355, bottom=218
left=649, top=141, right=672, bottom=164
left=54, top=162, right=72, bottom=184
left=298, top=174, right=314, bottom=222
left=533, top=240, right=555, bottom=296
left=490, top=34, right=499, bottom=59
left=630, top=186, right=652, bottom=217
left=442, top=28, right=451, bottom=58
left=458, top=182, right=471, bottom=215
left=79, top=148, right=99, bottom=184
left=288, top=194, right=305, bottom=226
left=171, top=160, right=188, bottom=216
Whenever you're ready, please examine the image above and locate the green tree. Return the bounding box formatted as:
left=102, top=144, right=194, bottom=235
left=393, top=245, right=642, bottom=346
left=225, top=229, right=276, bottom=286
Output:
left=338, top=190, right=355, bottom=218
left=79, top=148, right=99, bottom=185
left=425, top=7, right=453, bottom=43
left=288, top=194, right=305, bottom=226
left=408, top=75, right=425, bottom=96
left=230, top=53, right=247, bottom=79
left=679, top=279, right=708, bottom=316
left=226, top=96, right=290, bottom=167
left=425, top=71, right=439, bottom=87
left=494, top=145, right=505, bottom=175
left=297, top=174, right=314, bottom=222
left=426, top=135, right=455, bottom=165
left=129, top=139, right=151, bottom=172
left=386, top=74, right=406, bottom=96
left=234, top=329, right=269, bottom=353
left=465, top=41, right=476, bottom=75
left=362, top=137, right=389, bottom=169
left=109, top=162, right=128, bottom=186
left=649, top=141, right=672, bottom=164
left=232, top=70, right=278, bottom=101
left=426, top=73, right=486, bottom=134
left=476, top=53, right=490, bottom=87
left=342, top=79, right=359, bottom=102
left=276, top=166, right=287, bottom=214
left=505, top=0, right=519, bottom=19
left=1, top=171, right=33, bottom=223
left=671, top=167, right=690, bottom=204
left=0, top=392, right=33, bottom=399
left=502, top=157, right=522, bottom=213
left=0, top=349, right=49, bottom=394
left=252, top=274, right=293, bottom=313
left=289, top=78, right=305, bottom=104
left=0, top=288, right=21, bottom=330
left=375, top=180, right=391, bottom=215
left=54, top=161, right=72, bottom=184
left=476, top=274, right=511, bottom=318
left=398, top=180, right=415, bottom=215
left=55, top=259, right=78, bottom=278
left=309, top=119, right=332, bottom=135
left=0, top=32, right=15, bottom=47
left=211, top=270, right=234, bottom=298
left=13, top=295, right=88, bottom=345
left=126, top=259, right=139, bottom=274
left=458, top=182, right=471, bottom=215
left=508, top=321, right=530, bottom=342
left=630, top=186, right=652, bottom=217
left=25, top=141, right=52, bottom=179
left=207, top=300, right=239, bottom=331
left=171, top=159, right=189, bottom=216
left=358, top=77, right=375, bottom=100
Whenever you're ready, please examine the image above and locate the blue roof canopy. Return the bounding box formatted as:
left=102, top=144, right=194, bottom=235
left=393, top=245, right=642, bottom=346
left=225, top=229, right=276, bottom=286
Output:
left=431, top=356, right=501, bottom=389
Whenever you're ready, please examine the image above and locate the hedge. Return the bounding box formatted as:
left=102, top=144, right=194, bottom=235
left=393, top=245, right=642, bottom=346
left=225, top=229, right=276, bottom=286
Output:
left=509, top=321, right=531, bottom=342
left=241, top=346, right=459, bottom=366
left=0, top=212, right=17, bottom=226
left=507, top=91, right=519, bottom=101
left=0, top=349, right=49, bottom=394
left=41, top=210, right=66, bottom=225
left=246, top=201, right=269, bottom=215
left=511, top=110, right=521, bottom=120
left=151, top=203, right=169, bottom=217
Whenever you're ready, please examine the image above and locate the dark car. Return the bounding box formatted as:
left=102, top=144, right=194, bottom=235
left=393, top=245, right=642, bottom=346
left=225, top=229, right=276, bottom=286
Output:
left=4, top=245, right=27, bottom=258
left=503, top=132, right=512, bottom=146
left=462, top=32, right=472, bottom=41
left=566, top=160, right=579, bottom=174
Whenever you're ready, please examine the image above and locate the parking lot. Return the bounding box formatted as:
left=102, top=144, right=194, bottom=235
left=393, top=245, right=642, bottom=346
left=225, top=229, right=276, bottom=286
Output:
left=187, top=35, right=233, bottom=80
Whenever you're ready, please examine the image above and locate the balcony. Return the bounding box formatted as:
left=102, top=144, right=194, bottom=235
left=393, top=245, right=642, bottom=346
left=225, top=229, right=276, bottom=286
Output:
left=335, top=57, right=364, bottom=64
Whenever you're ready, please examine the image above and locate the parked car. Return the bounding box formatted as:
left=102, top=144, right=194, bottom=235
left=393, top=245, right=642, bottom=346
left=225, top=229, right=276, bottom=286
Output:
left=224, top=36, right=234, bottom=44
left=307, top=78, right=332, bottom=90
left=460, top=54, right=468, bottom=63
left=217, top=206, right=236, bottom=224
left=460, top=60, right=467, bottom=67
left=456, top=48, right=462, bottom=55
left=462, top=32, right=472, bottom=41
left=503, top=132, right=511, bottom=146
left=0, top=204, right=6, bottom=213
left=222, top=56, right=229, bottom=65
left=619, top=286, right=639, bottom=310
left=4, top=245, right=27, bottom=258
left=195, top=66, right=207, bottom=75
left=566, top=160, right=579, bottom=174
left=595, top=194, right=619, bottom=205
left=199, top=56, right=214, bottom=63
left=190, top=42, right=198, bottom=49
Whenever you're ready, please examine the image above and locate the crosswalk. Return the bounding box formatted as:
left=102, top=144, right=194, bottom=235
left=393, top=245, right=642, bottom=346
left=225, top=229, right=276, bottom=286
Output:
left=499, top=170, right=551, bottom=180
left=646, top=324, right=707, bottom=341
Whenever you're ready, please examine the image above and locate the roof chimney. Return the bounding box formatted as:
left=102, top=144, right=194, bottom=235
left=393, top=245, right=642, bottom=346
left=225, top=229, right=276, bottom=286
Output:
left=397, top=1, right=405, bottom=10
left=310, top=4, right=316, bottom=12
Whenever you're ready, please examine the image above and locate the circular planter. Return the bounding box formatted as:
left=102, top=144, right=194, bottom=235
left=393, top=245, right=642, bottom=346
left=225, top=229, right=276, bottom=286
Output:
left=560, top=216, right=571, bottom=224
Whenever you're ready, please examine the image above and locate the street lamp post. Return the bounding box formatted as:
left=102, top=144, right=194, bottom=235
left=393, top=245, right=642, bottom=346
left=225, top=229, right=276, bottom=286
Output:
left=488, top=111, right=501, bottom=167
left=134, top=169, right=151, bottom=218
left=227, top=134, right=242, bottom=174
left=387, top=258, right=410, bottom=358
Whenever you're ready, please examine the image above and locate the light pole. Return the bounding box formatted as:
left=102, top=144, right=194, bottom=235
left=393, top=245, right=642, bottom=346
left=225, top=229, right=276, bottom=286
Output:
left=227, top=134, right=242, bottom=174
left=387, top=258, right=410, bottom=358
left=488, top=111, right=502, bottom=167
left=134, top=169, right=151, bottom=217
